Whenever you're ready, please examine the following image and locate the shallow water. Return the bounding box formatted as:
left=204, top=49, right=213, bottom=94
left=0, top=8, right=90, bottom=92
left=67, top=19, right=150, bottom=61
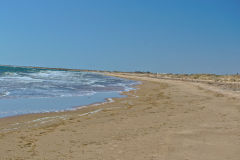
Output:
left=0, top=65, right=138, bottom=118
left=0, top=92, right=125, bottom=118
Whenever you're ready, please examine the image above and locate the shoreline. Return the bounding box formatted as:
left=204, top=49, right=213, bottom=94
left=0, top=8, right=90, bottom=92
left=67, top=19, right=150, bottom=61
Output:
left=0, top=65, right=140, bottom=119
left=0, top=91, right=126, bottom=119
left=0, top=78, right=141, bottom=133
left=0, top=71, right=141, bottom=119
left=0, top=73, right=240, bottom=160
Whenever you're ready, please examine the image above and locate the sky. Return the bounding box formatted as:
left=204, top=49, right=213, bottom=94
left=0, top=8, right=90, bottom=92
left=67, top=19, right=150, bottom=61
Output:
left=0, top=0, right=239, bottom=74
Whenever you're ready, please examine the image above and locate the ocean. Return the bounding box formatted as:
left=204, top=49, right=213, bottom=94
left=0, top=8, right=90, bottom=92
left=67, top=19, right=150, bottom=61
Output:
left=0, top=65, right=138, bottom=118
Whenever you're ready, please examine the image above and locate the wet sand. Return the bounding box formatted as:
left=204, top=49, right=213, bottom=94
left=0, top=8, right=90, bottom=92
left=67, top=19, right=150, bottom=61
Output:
left=0, top=73, right=240, bottom=160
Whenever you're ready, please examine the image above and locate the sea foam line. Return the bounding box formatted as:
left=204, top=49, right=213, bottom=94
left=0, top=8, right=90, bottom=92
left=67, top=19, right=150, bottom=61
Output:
left=78, top=109, right=103, bottom=117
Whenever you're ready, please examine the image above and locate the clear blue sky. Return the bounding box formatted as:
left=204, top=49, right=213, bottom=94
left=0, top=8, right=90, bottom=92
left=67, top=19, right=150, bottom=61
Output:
left=0, top=0, right=239, bottom=74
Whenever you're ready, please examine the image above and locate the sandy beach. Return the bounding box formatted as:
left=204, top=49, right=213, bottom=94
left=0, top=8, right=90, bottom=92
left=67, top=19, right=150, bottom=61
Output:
left=0, top=73, right=240, bottom=160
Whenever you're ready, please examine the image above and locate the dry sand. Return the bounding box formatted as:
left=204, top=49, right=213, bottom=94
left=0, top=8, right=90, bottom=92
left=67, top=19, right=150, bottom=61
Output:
left=0, top=73, right=240, bottom=160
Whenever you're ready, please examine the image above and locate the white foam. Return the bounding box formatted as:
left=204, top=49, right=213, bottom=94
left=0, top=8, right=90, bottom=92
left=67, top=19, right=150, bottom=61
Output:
left=0, top=91, right=10, bottom=97
left=78, top=109, right=102, bottom=117
left=0, top=67, right=140, bottom=118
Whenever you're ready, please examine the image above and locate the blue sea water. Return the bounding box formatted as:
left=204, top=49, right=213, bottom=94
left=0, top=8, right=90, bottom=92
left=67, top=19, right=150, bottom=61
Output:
left=0, top=65, right=138, bottom=118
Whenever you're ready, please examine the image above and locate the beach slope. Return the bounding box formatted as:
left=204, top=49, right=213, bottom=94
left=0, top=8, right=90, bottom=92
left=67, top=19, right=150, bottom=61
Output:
left=0, top=73, right=240, bottom=160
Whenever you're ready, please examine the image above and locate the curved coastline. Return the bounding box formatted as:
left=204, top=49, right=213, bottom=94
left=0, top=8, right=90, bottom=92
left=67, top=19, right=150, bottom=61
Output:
left=1, top=72, right=240, bottom=160
left=0, top=74, right=141, bottom=132
left=0, top=66, right=139, bottom=118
